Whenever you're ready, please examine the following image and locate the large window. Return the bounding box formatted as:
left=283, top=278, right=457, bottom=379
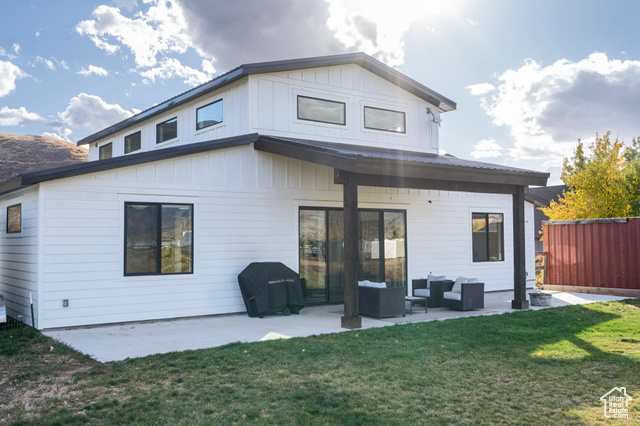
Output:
left=299, top=207, right=406, bottom=304
left=297, top=96, right=346, bottom=125
left=156, top=117, right=177, bottom=144
left=124, top=203, right=193, bottom=276
left=472, top=213, right=504, bottom=262
left=99, top=143, right=112, bottom=160
left=6, top=204, right=21, bottom=234
left=124, top=131, right=141, bottom=154
left=364, top=106, right=406, bottom=133
left=196, top=99, right=223, bottom=130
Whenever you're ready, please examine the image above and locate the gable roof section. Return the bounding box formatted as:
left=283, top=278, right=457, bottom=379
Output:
left=77, top=52, right=456, bottom=146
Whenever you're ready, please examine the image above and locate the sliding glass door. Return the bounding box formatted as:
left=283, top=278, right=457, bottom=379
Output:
left=299, top=208, right=406, bottom=304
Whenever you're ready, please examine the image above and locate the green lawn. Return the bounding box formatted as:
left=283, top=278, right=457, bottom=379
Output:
left=2, top=300, right=639, bottom=425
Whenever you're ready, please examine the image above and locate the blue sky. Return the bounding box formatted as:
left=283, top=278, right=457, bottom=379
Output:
left=2, top=0, right=640, bottom=182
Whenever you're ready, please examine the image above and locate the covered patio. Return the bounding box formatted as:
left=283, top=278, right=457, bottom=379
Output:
left=43, top=290, right=629, bottom=362
left=254, top=136, right=549, bottom=328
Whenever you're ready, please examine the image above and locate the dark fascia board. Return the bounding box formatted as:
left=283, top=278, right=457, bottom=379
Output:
left=255, top=136, right=549, bottom=188
left=543, top=217, right=630, bottom=226
left=77, top=52, right=456, bottom=146
left=0, top=176, right=26, bottom=197
left=0, top=134, right=259, bottom=194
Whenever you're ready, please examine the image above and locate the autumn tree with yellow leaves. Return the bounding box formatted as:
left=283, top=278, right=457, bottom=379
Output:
left=542, top=131, right=640, bottom=220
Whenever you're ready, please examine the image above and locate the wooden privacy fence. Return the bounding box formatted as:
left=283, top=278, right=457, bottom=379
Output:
left=542, top=217, right=640, bottom=296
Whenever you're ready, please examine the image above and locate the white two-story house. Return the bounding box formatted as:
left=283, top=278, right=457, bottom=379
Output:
left=0, top=52, right=547, bottom=330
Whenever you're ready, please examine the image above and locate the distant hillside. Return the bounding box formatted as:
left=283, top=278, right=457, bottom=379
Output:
left=0, top=133, right=88, bottom=182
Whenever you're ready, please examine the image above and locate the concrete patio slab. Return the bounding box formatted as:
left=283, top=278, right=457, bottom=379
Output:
left=43, top=290, right=631, bottom=363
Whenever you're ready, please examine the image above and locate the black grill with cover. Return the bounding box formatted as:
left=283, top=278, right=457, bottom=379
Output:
left=237, top=262, right=304, bottom=317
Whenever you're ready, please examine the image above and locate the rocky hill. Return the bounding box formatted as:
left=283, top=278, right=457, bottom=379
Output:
left=0, top=133, right=88, bottom=182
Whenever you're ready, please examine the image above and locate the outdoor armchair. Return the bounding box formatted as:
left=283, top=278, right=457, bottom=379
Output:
left=441, top=278, right=485, bottom=311
left=412, top=277, right=454, bottom=308
left=358, top=282, right=406, bottom=319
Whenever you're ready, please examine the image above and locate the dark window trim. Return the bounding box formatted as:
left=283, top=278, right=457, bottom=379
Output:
left=297, top=95, right=347, bottom=126
left=156, top=117, right=178, bottom=144
left=196, top=99, right=223, bottom=131
left=298, top=206, right=408, bottom=303
left=364, top=106, right=406, bottom=134
left=124, top=130, right=142, bottom=154
left=6, top=203, right=22, bottom=234
left=472, top=212, right=504, bottom=263
left=124, top=202, right=194, bottom=277
left=99, top=142, right=113, bottom=160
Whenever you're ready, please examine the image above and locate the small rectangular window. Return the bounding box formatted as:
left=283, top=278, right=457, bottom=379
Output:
left=7, top=204, right=21, bottom=234
left=124, top=131, right=141, bottom=154
left=472, top=213, right=504, bottom=262
left=156, top=117, right=177, bottom=144
left=364, top=106, right=406, bottom=133
left=124, top=202, right=193, bottom=276
left=297, top=96, right=346, bottom=125
left=99, top=143, right=112, bottom=160
left=196, top=100, right=223, bottom=130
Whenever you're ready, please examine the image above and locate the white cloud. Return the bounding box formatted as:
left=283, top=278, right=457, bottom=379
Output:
left=36, top=55, right=55, bottom=70
left=0, top=106, right=41, bottom=126
left=326, top=0, right=463, bottom=67
left=76, top=2, right=192, bottom=68
left=0, top=60, right=27, bottom=97
left=42, top=128, right=73, bottom=142
left=59, top=93, right=133, bottom=132
left=113, top=0, right=138, bottom=11
left=470, top=52, right=640, bottom=164
left=12, top=43, right=20, bottom=54
left=139, top=58, right=214, bottom=86
left=470, top=138, right=503, bottom=159
left=467, top=18, right=477, bottom=26
left=466, top=82, right=494, bottom=96
left=35, top=31, right=40, bottom=37
left=78, top=65, right=109, bottom=76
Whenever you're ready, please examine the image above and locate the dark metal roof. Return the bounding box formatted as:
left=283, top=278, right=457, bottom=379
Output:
left=77, top=52, right=457, bottom=146
left=0, top=133, right=259, bottom=196
left=0, top=133, right=548, bottom=197
left=254, top=136, right=549, bottom=188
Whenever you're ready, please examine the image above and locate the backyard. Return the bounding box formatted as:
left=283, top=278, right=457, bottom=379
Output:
left=1, top=299, right=639, bottom=425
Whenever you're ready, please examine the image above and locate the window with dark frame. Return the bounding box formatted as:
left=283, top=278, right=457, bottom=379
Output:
left=124, top=131, right=141, bottom=154
left=99, top=143, right=112, bottom=160
left=6, top=204, right=21, bottom=234
left=472, top=213, right=504, bottom=262
left=124, top=202, right=193, bottom=276
left=156, top=117, right=178, bottom=144
left=196, top=99, right=223, bottom=130
left=364, top=106, right=406, bottom=133
left=297, top=96, right=346, bottom=125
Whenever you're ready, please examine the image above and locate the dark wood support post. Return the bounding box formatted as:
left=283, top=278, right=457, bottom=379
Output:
left=511, top=185, right=529, bottom=309
left=341, top=171, right=361, bottom=329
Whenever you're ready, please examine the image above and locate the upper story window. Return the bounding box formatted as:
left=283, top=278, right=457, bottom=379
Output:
left=125, top=131, right=141, bottom=154
left=156, top=117, right=177, bottom=144
left=6, top=204, right=21, bottom=234
left=196, top=99, right=223, bottom=130
left=364, top=106, right=406, bottom=133
left=99, top=143, right=113, bottom=160
left=124, top=202, right=193, bottom=276
left=472, top=213, right=504, bottom=262
left=297, top=96, right=346, bottom=126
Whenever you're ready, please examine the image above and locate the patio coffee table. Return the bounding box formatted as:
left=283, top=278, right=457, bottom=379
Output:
left=405, top=296, right=427, bottom=314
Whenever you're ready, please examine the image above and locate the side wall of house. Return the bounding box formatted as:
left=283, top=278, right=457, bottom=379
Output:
left=40, top=146, right=533, bottom=329
left=0, top=186, right=40, bottom=327
left=248, top=64, right=440, bottom=153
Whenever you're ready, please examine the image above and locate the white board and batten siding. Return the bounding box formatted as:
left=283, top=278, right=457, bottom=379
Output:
left=38, top=145, right=533, bottom=329
left=88, top=79, right=250, bottom=161
left=249, top=64, right=440, bottom=153
left=0, top=186, right=41, bottom=328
